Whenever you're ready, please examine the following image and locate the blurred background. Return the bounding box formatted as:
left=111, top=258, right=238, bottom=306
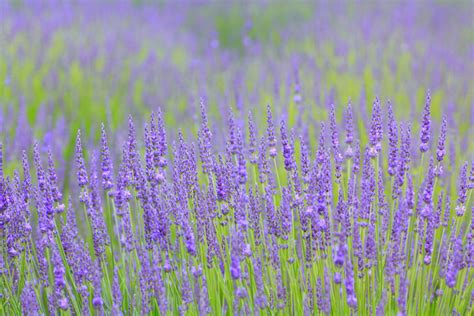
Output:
left=0, top=1, right=473, bottom=178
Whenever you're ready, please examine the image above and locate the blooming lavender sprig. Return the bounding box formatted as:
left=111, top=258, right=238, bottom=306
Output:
left=435, top=115, right=447, bottom=177
left=387, top=102, right=398, bottom=176
left=248, top=111, right=258, bottom=164
left=100, top=123, right=114, bottom=192
left=75, top=130, right=89, bottom=188
left=266, top=105, right=277, bottom=157
left=345, top=101, right=354, bottom=145
left=198, top=99, right=213, bottom=174
left=154, top=108, right=168, bottom=168
left=52, top=243, right=69, bottom=310
left=446, top=234, right=463, bottom=288
left=280, top=119, right=295, bottom=171
left=436, top=116, right=447, bottom=162
left=21, top=150, right=31, bottom=202
left=21, top=282, right=40, bottom=315
left=47, top=149, right=62, bottom=203
left=368, top=98, right=382, bottom=157
left=456, top=162, right=469, bottom=216
left=419, top=92, right=431, bottom=153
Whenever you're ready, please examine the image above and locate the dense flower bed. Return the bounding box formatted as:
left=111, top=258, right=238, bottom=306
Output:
left=1, top=2, right=473, bottom=315
left=1, top=95, right=473, bottom=315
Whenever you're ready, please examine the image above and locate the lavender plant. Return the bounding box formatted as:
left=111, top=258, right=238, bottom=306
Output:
left=0, top=96, right=472, bottom=315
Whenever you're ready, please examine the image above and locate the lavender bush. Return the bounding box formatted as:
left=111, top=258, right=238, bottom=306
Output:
left=1, top=96, right=473, bottom=315
left=0, top=1, right=473, bottom=316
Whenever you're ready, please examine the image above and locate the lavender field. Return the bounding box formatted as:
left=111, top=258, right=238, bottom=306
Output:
left=0, top=1, right=473, bottom=315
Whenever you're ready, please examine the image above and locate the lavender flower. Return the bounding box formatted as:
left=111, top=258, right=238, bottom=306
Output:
left=345, top=258, right=357, bottom=309
left=100, top=123, right=114, bottom=191
left=456, top=162, right=468, bottom=216
left=280, top=119, right=295, bottom=171
left=248, top=112, right=258, bottom=164
left=266, top=105, right=277, bottom=157
left=368, top=98, right=382, bottom=157
left=21, top=150, right=31, bottom=202
left=21, top=282, right=40, bottom=315
left=75, top=130, right=88, bottom=187
left=419, top=92, right=431, bottom=153
left=345, top=101, right=354, bottom=145
left=154, top=107, right=168, bottom=168
left=436, top=115, right=447, bottom=162
left=446, top=235, right=463, bottom=288
left=387, top=102, right=398, bottom=176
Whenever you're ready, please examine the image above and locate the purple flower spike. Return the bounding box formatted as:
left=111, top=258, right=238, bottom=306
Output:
left=266, top=105, right=277, bottom=157
left=100, top=123, right=114, bottom=192
left=248, top=111, right=258, bottom=164
left=397, top=274, right=408, bottom=315
left=21, top=150, right=32, bottom=202
left=419, top=91, right=431, bottom=153
left=446, top=235, right=463, bottom=288
left=92, top=262, right=103, bottom=310
left=280, top=119, right=294, bottom=171
left=387, top=102, right=398, bottom=176
left=345, top=258, right=357, bottom=309
left=33, top=142, right=47, bottom=194
left=21, top=282, right=40, bottom=315
left=456, top=162, right=468, bottom=216
left=75, top=130, right=88, bottom=187
left=198, top=98, right=213, bottom=174
left=52, top=244, right=68, bottom=310
left=230, top=230, right=242, bottom=280
left=345, top=101, right=354, bottom=145
left=422, top=157, right=435, bottom=205
left=368, top=98, right=382, bottom=158
left=436, top=115, right=447, bottom=163
left=47, top=149, right=62, bottom=203
left=154, top=107, right=168, bottom=168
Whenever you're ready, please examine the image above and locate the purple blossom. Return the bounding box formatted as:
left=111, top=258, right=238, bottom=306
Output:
left=446, top=235, right=463, bottom=288
left=436, top=115, right=447, bottom=163
left=266, top=105, right=277, bottom=157
left=387, top=102, right=398, bottom=176
left=230, top=230, right=242, bottom=280
left=345, top=101, right=354, bottom=145
left=424, top=205, right=435, bottom=265
left=21, top=150, right=31, bottom=202
left=368, top=98, right=382, bottom=157
left=422, top=157, right=435, bottom=205
left=92, top=262, right=104, bottom=310
left=154, top=108, right=168, bottom=168
left=248, top=111, right=258, bottom=164
left=21, top=282, right=40, bottom=315
left=456, top=162, right=468, bottom=216
left=100, top=123, right=114, bottom=191
left=345, top=258, right=357, bottom=309
left=198, top=99, right=213, bottom=174
left=397, top=274, right=408, bottom=315
left=419, top=92, right=431, bottom=153
left=75, top=130, right=89, bottom=187
left=280, top=119, right=295, bottom=171
left=47, top=149, right=63, bottom=205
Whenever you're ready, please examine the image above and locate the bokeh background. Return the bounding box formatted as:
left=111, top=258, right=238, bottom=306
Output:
left=1, top=1, right=473, bottom=181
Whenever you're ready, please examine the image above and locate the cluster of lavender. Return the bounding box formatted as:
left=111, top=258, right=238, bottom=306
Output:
left=1, top=94, right=473, bottom=315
